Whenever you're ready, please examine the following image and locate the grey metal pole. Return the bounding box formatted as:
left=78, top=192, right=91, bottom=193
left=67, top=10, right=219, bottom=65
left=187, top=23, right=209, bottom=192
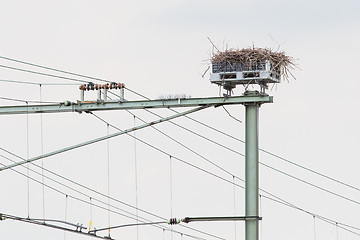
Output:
left=245, top=97, right=260, bottom=240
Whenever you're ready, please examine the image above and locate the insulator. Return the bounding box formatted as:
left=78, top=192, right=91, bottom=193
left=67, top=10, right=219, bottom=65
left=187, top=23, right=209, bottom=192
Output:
left=86, top=84, right=90, bottom=91
left=110, top=82, right=116, bottom=89
left=63, top=101, right=72, bottom=106
left=168, top=218, right=179, bottom=225
left=79, top=85, right=85, bottom=90
left=95, top=84, right=99, bottom=90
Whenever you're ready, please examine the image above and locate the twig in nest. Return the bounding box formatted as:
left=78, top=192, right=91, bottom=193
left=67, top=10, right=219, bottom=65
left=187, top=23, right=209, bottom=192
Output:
left=207, top=37, right=220, bottom=52
left=201, top=66, right=210, bottom=78
left=211, top=47, right=298, bottom=82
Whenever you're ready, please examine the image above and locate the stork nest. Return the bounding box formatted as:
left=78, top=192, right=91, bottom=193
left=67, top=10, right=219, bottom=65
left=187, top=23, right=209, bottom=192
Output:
left=211, top=47, right=297, bottom=81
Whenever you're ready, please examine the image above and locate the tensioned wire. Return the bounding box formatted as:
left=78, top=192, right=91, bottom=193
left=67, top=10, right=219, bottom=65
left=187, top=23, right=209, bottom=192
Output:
left=2, top=128, right=360, bottom=239
left=4, top=55, right=357, bottom=197
left=88, top=112, right=360, bottom=237
left=0, top=105, right=209, bottom=171
left=0, top=79, right=79, bottom=85
left=2, top=56, right=359, bottom=235
left=2, top=87, right=359, bottom=235
left=101, top=94, right=360, bottom=236
left=124, top=88, right=360, bottom=193
left=133, top=115, right=140, bottom=240
left=3, top=153, right=359, bottom=239
left=4, top=143, right=360, bottom=239
left=0, top=150, right=226, bottom=240
left=0, top=55, right=112, bottom=83
left=106, top=90, right=360, bottom=207
left=0, top=64, right=91, bottom=83
left=2, top=54, right=357, bottom=194
left=40, top=85, right=45, bottom=220
left=0, top=155, right=217, bottom=240
left=26, top=101, right=30, bottom=218
left=0, top=96, right=61, bottom=104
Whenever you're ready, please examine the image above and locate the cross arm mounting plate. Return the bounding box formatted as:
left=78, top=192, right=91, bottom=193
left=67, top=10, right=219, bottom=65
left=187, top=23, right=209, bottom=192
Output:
left=0, top=93, right=272, bottom=115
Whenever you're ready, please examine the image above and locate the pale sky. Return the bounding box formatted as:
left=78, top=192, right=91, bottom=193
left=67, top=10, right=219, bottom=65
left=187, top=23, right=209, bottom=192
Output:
left=1, top=0, right=360, bottom=240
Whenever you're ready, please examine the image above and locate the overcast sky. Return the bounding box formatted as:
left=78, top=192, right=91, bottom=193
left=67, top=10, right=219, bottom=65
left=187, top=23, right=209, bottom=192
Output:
left=1, top=0, right=360, bottom=240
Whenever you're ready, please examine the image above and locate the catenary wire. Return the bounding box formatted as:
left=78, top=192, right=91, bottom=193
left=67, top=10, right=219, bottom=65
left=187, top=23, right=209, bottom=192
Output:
left=39, top=85, right=45, bottom=220
left=1, top=65, right=358, bottom=236
left=4, top=55, right=349, bottom=197
left=0, top=151, right=226, bottom=240
left=1, top=213, right=109, bottom=240
left=0, top=105, right=209, bottom=171
left=125, top=88, right=360, bottom=193
left=88, top=112, right=360, bottom=236
left=125, top=102, right=360, bottom=207
left=3, top=86, right=358, bottom=231
left=2, top=57, right=357, bottom=236
left=126, top=109, right=237, bottom=178
left=1, top=131, right=359, bottom=239
left=26, top=102, right=30, bottom=218
left=0, top=64, right=91, bottom=83
left=0, top=79, right=79, bottom=85
left=0, top=96, right=59, bottom=104
left=0, top=55, right=112, bottom=83
left=108, top=89, right=360, bottom=235
left=0, top=158, right=215, bottom=240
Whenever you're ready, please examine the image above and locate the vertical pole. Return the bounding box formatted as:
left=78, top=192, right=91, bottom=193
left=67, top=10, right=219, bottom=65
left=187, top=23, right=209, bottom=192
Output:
left=80, top=89, right=84, bottom=102
left=120, top=87, right=124, bottom=101
left=245, top=98, right=259, bottom=240
left=104, top=88, right=108, bottom=101
left=97, top=89, right=102, bottom=101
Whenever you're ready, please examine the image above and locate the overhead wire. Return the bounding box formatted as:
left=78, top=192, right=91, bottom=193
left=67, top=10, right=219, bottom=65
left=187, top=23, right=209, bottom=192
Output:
left=110, top=89, right=360, bottom=237
left=0, top=55, right=112, bottom=83
left=126, top=88, right=360, bottom=194
left=133, top=115, right=139, bottom=240
left=64, top=195, right=68, bottom=240
left=0, top=64, right=91, bottom=83
left=107, top=123, right=111, bottom=238
left=0, top=79, right=79, bottom=85
left=170, top=155, right=174, bottom=240
left=1, top=58, right=359, bottom=237
left=1, top=213, right=109, bottom=240
left=26, top=101, right=30, bottom=218
left=126, top=109, right=237, bottom=180
left=0, top=105, right=209, bottom=171
left=88, top=112, right=360, bottom=237
left=0, top=157, right=214, bottom=240
left=89, top=113, right=245, bottom=189
left=2, top=88, right=358, bottom=238
left=40, top=84, right=46, bottom=220
left=4, top=56, right=354, bottom=198
left=0, top=151, right=225, bottom=240
left=0, top=96, right=60, bottom=104
left=122, top=103, right=360, bottom=207
left=1, top=149, right=360, bottom=239
left=89, top=221, right=168, bottom=233
left=2, top=113, right=359, bottom=239
left=313, top=215, right=316, bottom=240
left=126, top=97, right=360, bottom=207
left=233, top=176, right=237, bottom=240
left=11, top=87, right=354, bottom=236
